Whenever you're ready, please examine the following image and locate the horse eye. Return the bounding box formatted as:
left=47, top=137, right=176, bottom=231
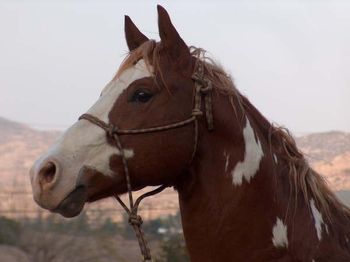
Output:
left=131, top=89, right=153, bottom=103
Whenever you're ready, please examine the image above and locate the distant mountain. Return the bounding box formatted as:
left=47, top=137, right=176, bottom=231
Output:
left=0, top=117, right=60, bottom=189
left=0, top=116, right=349, bottom=190
left=296, top=131, right=350, bottom=163
left=0, top=116, right=349, bottom=219
left=296, top=132, right=350, bottom=191
left=0, top=117, right=28, bottom=131
left=0, top=117, right=30, bottom=144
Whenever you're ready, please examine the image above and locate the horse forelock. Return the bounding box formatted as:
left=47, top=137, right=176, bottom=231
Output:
left=114, top=40, right=242, bottom=97
left=114, top=40, right=157, bottom=80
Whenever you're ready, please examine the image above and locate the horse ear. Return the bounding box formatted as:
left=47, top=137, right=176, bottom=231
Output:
left=157, top=5, right=191, bottom=67
left=124, top=15, right=149, bottom=51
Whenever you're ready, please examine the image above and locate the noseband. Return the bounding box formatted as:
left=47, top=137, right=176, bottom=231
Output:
left=79, top=62, right=213, bottom=261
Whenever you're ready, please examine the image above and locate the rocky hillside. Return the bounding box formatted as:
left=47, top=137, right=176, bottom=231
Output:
left=296, top=132, right=350, bottom=191
left=0, top=117, right=60, bottom=189
left=0, top=116, right=349, bottom=220
left=0, top=117, right=178, bottom=221
left=297, top=131, right=350, bottom=163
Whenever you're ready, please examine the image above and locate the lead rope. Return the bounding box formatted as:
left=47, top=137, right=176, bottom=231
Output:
left=111, top=128, right=166, bottom=261
left=78, top=62, right=214, bottom=261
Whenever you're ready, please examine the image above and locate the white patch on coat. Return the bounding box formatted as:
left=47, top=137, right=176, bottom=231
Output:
left=310, top=198, right=324, bottom=241
left=325, top=223, right=329, bottom=234
left=272, top=217, right=288, bottom=248
left=30, top=60, right=151, bottom=209
left=273, top=154, right=278, bottom=164
left=120, top=149, right=134, bottom=159
left=223, top=151, right=230, bottom=172
left=232, top=119, right=264, bottom=185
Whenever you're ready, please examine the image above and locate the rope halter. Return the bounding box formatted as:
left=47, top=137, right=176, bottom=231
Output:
left=78, top=60, right=213, bottom=261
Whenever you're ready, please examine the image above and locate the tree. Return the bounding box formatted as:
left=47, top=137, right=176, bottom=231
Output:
left=0, top=216, right=21, bottom=245
left=156, top=233, right=190, bottom=262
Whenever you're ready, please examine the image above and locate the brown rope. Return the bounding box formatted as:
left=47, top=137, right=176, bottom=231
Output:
left=191, top=60, right=214, bottom=131
left=113, top=185, right=167, bottom=261
left=78, top=63, right=214, bottom=261
left=112, top=127, right=134, bottom=207
left=111, top=124, right=168, bottom=261
left=80, top=114, right=198, bottom=135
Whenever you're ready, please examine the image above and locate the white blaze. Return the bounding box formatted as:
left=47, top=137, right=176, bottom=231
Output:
left=30, top=60, right=151, bottom=207
left=310, top=198, right=324, bottom=241
left=232, top=119, right=264, bottom=185
left=91, top=60, right=151, bottom=123
left=272, top=217, right=289, bottom=248
left=41, top=59, right=150, bottom=175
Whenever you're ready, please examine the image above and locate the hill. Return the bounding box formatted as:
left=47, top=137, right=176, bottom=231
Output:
left=296, top=132, right=350, bottom=191
left=0, top=117, right=60, bottom=189
left=0, top=116, right=349, bottom=220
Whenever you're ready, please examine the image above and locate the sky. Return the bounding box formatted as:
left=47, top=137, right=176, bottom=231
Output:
left=0, top=0, right=349, bottom=133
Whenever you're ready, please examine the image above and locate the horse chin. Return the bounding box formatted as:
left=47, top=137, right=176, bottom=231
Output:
left=77, top=165, right=127, bottom=202
left=52, top=186, right=87, bottom=218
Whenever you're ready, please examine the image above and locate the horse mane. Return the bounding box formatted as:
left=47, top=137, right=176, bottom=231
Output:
left=116, top=40, right=350, bottom=223
left=271, top=125, right=349, bottom=219
left=191, top=47, right=350, bottom=226
left=188, top=46, right=350, bottom=224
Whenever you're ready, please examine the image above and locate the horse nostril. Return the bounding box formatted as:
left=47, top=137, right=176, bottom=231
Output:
left=39, top=161, right=57, bottom=186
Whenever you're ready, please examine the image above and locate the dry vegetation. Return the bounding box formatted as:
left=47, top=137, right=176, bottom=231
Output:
left=1, top=117, right=350, bottom=261
left=296, top=131, right=350, bottom=190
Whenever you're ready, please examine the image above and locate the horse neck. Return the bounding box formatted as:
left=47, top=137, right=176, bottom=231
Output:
left=177, top=93, right=281, bottom=261
left=177, top=92, right=350, bottom=261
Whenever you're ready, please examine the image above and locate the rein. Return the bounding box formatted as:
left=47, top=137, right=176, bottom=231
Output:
left=78, top=62, right=213, bottom=261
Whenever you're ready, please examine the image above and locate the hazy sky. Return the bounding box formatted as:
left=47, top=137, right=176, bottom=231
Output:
left=1, top=0, right=349, bottom=133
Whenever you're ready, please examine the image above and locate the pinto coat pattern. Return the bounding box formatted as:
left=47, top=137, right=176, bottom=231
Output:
left=30, top=5, right=350, bottom=262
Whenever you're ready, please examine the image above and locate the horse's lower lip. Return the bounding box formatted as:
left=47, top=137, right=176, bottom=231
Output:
left=52, top=186, right=87, bottom=218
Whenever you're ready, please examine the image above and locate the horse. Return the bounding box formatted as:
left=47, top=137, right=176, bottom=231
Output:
left=30, top=5, right=350, bottom=262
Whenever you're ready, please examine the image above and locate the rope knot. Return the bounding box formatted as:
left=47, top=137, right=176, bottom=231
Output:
left=129, top=214, right=143, bottom=226
left=191, top=72, right=202, bottom=83
left=192, top=75, right=206, bottom=88
left=192, top=73, right=212, bottom=93
left=200, top=79, right=213, bottom=94
left=108, top=125, right=117, bottom=137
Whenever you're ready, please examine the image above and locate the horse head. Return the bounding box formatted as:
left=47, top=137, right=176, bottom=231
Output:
left=30, top=6, right=198, bottom=218
left=30, top=5, right=350, bottom=262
